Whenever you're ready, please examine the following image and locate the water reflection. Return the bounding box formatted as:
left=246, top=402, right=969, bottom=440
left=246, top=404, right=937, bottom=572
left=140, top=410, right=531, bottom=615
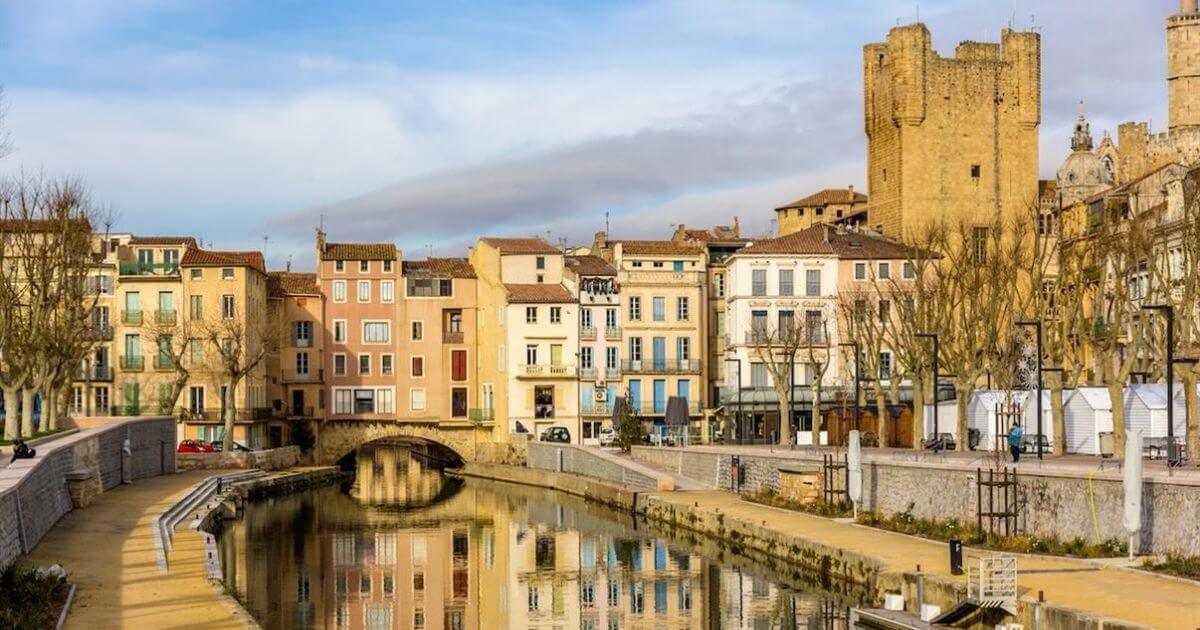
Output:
left=217, top=446, right=860, bottom=629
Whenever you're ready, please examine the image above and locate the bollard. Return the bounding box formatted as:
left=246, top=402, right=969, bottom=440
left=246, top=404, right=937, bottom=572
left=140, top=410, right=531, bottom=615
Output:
left=949, top=539, right=963, bottom=575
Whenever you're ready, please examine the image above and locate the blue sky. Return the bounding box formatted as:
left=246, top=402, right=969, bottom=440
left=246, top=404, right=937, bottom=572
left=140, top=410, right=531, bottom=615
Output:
left=0, top=1, right=1181, bottom=269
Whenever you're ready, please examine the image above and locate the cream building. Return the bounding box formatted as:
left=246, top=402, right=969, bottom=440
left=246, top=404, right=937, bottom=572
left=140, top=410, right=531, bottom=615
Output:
left=267, top=271, right=324, bottom=445
left=564, top=255, right=620, bottom=444
left=470, top=238, right=580, bottom=442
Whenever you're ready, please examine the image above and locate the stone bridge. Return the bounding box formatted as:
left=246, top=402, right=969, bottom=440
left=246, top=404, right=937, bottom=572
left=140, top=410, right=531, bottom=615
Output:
left=315, top=421, right=493, bottom=466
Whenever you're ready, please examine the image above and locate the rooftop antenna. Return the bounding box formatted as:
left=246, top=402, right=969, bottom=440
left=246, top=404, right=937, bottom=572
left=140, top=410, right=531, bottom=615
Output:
left=319, top=213, right=325, bottom=232
left=605, top=210, right=610, bottom=234
left=915, top=3, right=919, bottom=22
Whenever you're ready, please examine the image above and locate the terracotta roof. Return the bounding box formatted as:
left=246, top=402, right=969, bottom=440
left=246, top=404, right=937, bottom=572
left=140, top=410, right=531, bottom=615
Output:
left=181, top=249, right=266, bottom=273
left=267, top=272, right=320, bottom=297
left=737, top=224, right=915, bottom=259
left=682, top=228, right=750, bottom=244
left=130, top=236, right=197, bottom=246
left=401, top=257, right=477, bottom=279
left=320, top=242, right=397, bottom=261
left=775, top=188, right=867, bottom=211
left=504, top=283, right=576, bottom=304
left=480, top=237, right=559, bottom=255
left=613, top=240, right=705, bottom=256
left=565, top=255, right=616, bottom=277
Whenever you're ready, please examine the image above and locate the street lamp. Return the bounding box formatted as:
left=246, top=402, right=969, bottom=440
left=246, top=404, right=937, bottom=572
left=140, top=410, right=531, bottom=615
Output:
left=723, top=357, right=743, bottom=444
left=1142, top=304, right=1180, bottom=466
left=1015, top=320, right=1045, bottom=460
left=915, top=333, right=939, bottom=443
left=838, top=342, right=860, bottom=433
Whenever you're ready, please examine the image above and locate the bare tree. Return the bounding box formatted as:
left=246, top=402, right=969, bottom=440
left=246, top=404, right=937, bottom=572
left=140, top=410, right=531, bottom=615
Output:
left=839, top=288, right=891, bottom=446
left=748, top=312, right=806, bottom=446
left=144, top=316, right=205, bottom=417
left=202, top=314, right=279, bottom=444
left=803, top=315, right=832, bottom=445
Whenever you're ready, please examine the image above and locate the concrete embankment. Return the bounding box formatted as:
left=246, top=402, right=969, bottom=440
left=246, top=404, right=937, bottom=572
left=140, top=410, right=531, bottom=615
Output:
left=460, top=461, right=1197, bottom=629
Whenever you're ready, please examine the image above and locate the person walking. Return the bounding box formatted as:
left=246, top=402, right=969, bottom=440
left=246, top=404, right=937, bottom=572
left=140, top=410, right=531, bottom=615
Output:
left=1008, top=421, right=1024, bottom=463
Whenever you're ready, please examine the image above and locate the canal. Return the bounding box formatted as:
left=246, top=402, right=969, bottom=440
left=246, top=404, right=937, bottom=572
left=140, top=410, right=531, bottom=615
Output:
left=216, top=445, right=866, bottom=629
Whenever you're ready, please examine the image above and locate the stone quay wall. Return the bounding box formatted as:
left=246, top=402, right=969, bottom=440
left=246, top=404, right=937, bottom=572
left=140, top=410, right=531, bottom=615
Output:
left=631, top=446, right=1200, bottom=556
left=0, top=416, right=176, bottom=567
left=527, top=443, right=659, bottom=490
left=177, top=445, right=302, bottom=471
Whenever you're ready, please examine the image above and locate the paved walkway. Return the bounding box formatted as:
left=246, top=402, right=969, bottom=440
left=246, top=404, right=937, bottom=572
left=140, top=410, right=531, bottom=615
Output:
left=23, top=470, right=249, bottom=630
left=647, top=489, right=1200, bottom=629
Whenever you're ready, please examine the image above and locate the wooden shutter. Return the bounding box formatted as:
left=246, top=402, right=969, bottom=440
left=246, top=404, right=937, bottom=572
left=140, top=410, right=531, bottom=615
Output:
left=451, top=350, right=467, bottom=382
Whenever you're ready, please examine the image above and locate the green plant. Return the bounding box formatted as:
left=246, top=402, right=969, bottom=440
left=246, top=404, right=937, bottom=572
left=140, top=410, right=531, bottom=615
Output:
left=0, top=564, right=66, bottom=629
left=1142, top=554, right=1200, bottom=580
left=614, top=405, right=643, bottom=454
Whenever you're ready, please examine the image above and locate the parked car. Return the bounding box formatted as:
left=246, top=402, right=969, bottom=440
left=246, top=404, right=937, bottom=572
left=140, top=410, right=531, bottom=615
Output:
left=539, top=427, right=571, bottom=443
left=1020, top=433, right=1053, bottom=454
left=211, top=439, right=252, bottom=452
left=597, top=426, right=617, bottom=447
left=177, top=439, right=215, bottom=453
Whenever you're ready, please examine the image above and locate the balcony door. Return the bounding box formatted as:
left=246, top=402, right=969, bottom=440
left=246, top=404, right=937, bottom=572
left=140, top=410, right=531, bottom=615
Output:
left=291, top=390, right=304, bottom=416
left=189, top=386, right=205, bottom=415
left=653, top=380, right=666, bottom=414
left=651, top=337, right=666, bottom=371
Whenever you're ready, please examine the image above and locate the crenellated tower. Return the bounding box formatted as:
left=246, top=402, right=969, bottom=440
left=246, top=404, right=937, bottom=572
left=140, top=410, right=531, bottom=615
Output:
left=1169, top=0, right=1200, bottom=132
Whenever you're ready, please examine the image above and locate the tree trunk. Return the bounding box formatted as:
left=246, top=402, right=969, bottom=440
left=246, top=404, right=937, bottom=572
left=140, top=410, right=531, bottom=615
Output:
left=812, top=383, right=823, bottom=446
left=44, top=388, right=57, bottom=432
left=1050, top=381, right=1066, bottom=456
left=955, top=390, right=970, bottom=452
left=777, top=396, right=793, bottom=447
left=223, top=379, right=239, bottom=446
left=911, top=375, right=925, bottom=450
left=1183, top=372, right=1199, bottom=463
left=1109, top=381, right=1127, bottom=458
left=874, top=388, right=890, bottom=447
left=2, top=387, right=18, bottom=439
left=21, top=388, right=35, bottom=437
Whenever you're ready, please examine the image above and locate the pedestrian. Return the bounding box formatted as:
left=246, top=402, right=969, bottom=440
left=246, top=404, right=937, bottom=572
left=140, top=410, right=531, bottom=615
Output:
left=1008, top=421, right=1023, bottom=463
left=10, top=439, right=36, bottom=463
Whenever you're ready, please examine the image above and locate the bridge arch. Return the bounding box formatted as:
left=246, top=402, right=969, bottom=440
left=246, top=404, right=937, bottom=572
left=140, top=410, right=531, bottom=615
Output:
left=316, top=421, right=481, bottom=466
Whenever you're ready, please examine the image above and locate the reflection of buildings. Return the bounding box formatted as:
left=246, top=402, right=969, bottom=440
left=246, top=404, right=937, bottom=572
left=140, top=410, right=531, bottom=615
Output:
left=218, top=445, right=845, bottom=629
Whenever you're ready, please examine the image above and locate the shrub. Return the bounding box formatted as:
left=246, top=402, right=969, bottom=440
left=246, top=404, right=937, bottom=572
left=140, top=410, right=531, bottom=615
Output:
left=1142, top=554, right=1200, bottom=580
left=0, top=564, right=66, bottom=629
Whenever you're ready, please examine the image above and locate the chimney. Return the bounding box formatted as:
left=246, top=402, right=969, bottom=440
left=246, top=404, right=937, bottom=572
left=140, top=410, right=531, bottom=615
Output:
left=847, top=184, right=854, bottom=196
left=593, top=230, right=608, bottom=251
left=822, top=223, right=831, bottom=243
left=733, top=215, right=741, bottom=237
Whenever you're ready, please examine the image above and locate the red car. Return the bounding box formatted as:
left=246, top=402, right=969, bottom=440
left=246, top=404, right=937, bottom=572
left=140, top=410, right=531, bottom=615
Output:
left=177, top=439, right=215, bottom=453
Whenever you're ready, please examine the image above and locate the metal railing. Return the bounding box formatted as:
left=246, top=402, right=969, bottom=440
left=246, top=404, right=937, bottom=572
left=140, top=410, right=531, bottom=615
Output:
left=84, top=325, right=113, bottom=341
left=579, top=366, right=597, bottom=380
left=155, top=309, right=177, bottom=325
left=580, top=400, right=617, bottom=415
left=604, top=326, right=622, bottom=340
left=627, top=399, right=703, bottom=415
left=121, top=355, right=145, bottom=371
left=154, top=355, right=176, bottom=371
left=119, top=262, right=180, bottom=276
left=580, top=326, right=597, bottom=340
left=122, top=310, right=143, bottom=325
left=292, top=337, right=313, bottom=348
left=76, top=365, right=113, bottom=381
left=518, top=364, right=577, bottom=377
left=621, top=359, right=702, bottom=374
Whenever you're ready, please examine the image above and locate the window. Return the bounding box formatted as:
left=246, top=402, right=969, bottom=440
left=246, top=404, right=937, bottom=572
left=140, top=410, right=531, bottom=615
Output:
left=778, top=269, right=794, bottom=296
left=751, top=269, right=767, bottom=296
left=363, top=322, right=391, bottom=343
left=879, top=352, right=893, bottom=379
left=750, top=362, right=769, bottom=388
left=357, top=280, right=370, bottom=302
left=222, top=268, right=234, bottom=280
left=189, top=268, right=202, bottom=281
left=293, top=321, right=313, bottom=346
left=970, top=164, right=981, bottom=178
left=383, top=260, right=393, bottom=273
left=296, top=352, right=309, bottom=375
left=581, top=308, right=592, bottom=328
left=376, top=389, right=394, bottom=413
left=335, top=260, right=345, bottom=273
left=190, top=340, right=204, bottom=364
left=652, top=297, right=665, bottom=321
left=631, top=260, right=643, bottom=267
left=410, top=388, right=427, bottom=411
left=580, top=347, right=593, bottom=369
left=221, top=295, right=235, bottom=319
left=605, top=308, right=618, bottom=328
left=714, top=273, right=725, bottom=297
left=451, top=388, right=467, bottom=418
left=972, top=227, right=989, bottom=263
left=358, top=354, right=371, bottom=375
left=877, top=262, right=890, bottom=280
left=411, top=321, right=423, bottom=341
left=1037, top=212, right=1055, bottom=236
left=536, top=256, right=545, bottom=270
left=451, top=349, right=467, bottom=381
left=676, top=297, right=689, bottom=321
left=526, top=307, right=538, bottom=324
left=806, top=310, right=824, bottom=344
left=606, top=347, right=619, bottom=370
left=854, top=262, right=867, bottom=281
left=903, top=261, right=915, bottom=279
left=411, top=356, right=424, bottom=377
left=525, top=344, right=538, bottom=365
left=878, top=299, right=890, bottom=322
left=535, top=273, right=544, bottom=283
left=628, top=296, right=641, bottom=321
left=359, top=260, right=370, bottom=273
left=1169, top=247, right=1185, bottom=280
left=189, top=295, right=203, bottom=320
left=334, top=389, right=352, bottom=414
left=333, top=280, right=346, bottom=302
left=676, top=337, right=691, bottom=361
left=381, top=280, right=394, bottom=303
left=805, top=269, right=821, bottom=296
left=549, top=306, right=561, bottom=324
left=406, top=277, right=452, bottom=297
left=354, top=389, right=374, bottom=413
left=334, top=354, right=347, bottom=376
left=382, top=354, right=394, bottom=375
left=628, top=337, right=642, bottom=362
left=334, top=320, right=347, bottom=343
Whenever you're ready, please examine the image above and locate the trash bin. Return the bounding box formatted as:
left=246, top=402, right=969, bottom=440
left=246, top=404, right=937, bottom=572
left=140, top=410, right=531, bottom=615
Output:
left=949, top=539, right=964, bottom=575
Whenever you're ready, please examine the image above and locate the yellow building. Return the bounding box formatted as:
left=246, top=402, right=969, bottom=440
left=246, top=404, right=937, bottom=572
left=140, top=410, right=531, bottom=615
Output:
left=863, top=23, right=1041, bottom=237
left=774, top=187, right=867, bottom=235
left=267, top=271, right=324, bottom=445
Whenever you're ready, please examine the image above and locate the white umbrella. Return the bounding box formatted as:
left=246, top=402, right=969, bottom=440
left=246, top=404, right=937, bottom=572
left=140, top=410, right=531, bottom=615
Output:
left=1123, top=429, right=1143, bottom=559
left=848, top=430, right=862, bottom=518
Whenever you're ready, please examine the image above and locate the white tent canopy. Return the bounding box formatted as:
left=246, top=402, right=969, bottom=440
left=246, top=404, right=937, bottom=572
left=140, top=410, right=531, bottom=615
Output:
left=1124, top=384, right=1187, bottom=441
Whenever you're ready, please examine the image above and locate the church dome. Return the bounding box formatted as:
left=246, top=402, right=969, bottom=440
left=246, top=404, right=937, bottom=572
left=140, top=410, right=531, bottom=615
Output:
left=1056, top=111, right=1113, bottom=205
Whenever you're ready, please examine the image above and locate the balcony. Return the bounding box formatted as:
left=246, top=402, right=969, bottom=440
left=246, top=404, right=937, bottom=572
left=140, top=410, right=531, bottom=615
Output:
left=155, top=309, right=177, bottom=326
left=579, top=366, right=597, bottom=380
left=120, top=356, right=144, bottom=371
left=624, top=270, right=703, bottom=285
left=122, top=310, right=143, bottom=325
left=76, top=365, right=113, bottom=381
left=287, top=406, right=316, bottom=418
left=119, top=262, right=179, bottom=277
left=443, top=330, right=465, bottom=344
left=742, top=329, right=824, bottom=346
left=580, top=400, right=616, bottom=416
left=84, top=325, right=113, bottom=341
left=606, top=365, right=621, bottom=379
left=628, top=399, right=703, bottom=416
left=292, top=337, right=312, bottom=348
left=468, top=408, right=495, bottom=422
left=604, top=326, right=622, bottom=340
left=154, top=355, right=176, bottom=371
left=580, top=326, right=597, bottom=341
left=518, top=364, right=577, bottom=378
left=621, top=358, right=702, bottom=374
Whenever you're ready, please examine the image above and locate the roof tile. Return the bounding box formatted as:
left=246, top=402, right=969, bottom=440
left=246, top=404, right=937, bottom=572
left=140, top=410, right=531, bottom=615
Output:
left=480, top=237, right=560, bottom=255
left=504, top=283, right=576, bottom=304
left=775, top=188, right=867, bottom=211
left=181, top=249, right=266, bottom=273
left=267, top=272, right=320, bottom=297
left=737, top=224, right=915, bottom=259
left=320, top=242, right=397, bottom=261
left=565, top=255, right=616, bottom=276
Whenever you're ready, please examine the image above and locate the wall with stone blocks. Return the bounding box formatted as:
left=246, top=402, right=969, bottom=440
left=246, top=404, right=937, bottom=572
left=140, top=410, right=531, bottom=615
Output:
left=631, top=446, right=1200, bottom=556
left=527, top=443, right=660, bottom=490
left=177, top=445, right=302, bottom=471
left=0, top=416, right=177, bottom=567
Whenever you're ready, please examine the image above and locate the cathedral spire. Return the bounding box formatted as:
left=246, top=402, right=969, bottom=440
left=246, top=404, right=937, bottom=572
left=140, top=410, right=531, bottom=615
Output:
left=1071, top=102, right=1094, bottom=152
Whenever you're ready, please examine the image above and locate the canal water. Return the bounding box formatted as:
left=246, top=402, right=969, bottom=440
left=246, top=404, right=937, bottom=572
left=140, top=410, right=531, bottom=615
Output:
left=216, top=445, right=865, bottom=629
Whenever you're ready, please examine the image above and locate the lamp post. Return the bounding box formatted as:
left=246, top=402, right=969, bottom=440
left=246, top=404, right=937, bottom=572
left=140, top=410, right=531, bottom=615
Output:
left=1016, top=320, right=1045, bottom=460
left=1142, top=305, right=1179, bottom=466
left=724, top=357, right=743, bottom=444
left=839, top=342, right=860, bottom=433
left=915, top=333, right=939, bottom=443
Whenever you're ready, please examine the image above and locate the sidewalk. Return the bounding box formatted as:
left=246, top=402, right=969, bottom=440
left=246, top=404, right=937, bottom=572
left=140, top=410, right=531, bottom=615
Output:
left=647, top=489, right=1200, bottom=629
left=23, top=470, right=250, bottom=629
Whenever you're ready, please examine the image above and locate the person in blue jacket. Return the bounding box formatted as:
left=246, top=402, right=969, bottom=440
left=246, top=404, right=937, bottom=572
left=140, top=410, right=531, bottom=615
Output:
left=1008, top=421, right=1024, bottom=463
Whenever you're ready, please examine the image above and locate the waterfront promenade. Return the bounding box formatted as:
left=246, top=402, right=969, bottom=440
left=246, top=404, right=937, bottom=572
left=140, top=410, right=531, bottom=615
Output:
left=24, top=470, right=249, bottom=630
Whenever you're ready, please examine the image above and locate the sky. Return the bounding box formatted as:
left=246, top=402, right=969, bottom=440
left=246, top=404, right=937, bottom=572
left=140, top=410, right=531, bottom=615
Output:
left=0, top=0, right=1182, bottom=270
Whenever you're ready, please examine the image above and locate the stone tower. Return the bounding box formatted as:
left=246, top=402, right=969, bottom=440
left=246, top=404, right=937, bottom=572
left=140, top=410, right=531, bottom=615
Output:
left=1169, top=0, right=1200, bottom=132
left=863, top=23, right=1041, bottom=237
